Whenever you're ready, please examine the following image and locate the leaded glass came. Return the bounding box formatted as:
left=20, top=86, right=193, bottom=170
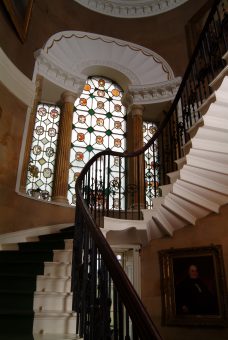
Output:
left=143, top=122, right=159, bottom=209
left=26, top=103, right=60, bottom=200
left=68, top=76, right=126, bottom=205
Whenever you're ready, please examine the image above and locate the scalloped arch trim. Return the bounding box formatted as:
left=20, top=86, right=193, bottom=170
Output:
left=35, top=31, right=174, bottom=94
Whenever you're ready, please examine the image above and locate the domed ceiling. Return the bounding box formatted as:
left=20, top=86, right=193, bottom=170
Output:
left=74, top=0, right=189, bottom=18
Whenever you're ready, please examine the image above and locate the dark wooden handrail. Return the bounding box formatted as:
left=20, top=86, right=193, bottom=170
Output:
left=74, top=0, right=226, bottom=338
left=75, top=192, right=162, bottom=339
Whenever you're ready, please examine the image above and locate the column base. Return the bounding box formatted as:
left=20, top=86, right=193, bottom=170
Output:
left=52, top=196, right=69, bottom=204
left=19, top=185, right=27, bottom=194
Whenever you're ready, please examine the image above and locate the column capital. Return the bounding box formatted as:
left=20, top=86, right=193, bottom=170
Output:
left=129, top=104, right=145, bottom=117
left=61, top=91, right=78, bottom=104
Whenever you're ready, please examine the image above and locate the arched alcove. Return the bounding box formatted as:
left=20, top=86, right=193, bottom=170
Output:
left=34, top=31, right=175, bottom=100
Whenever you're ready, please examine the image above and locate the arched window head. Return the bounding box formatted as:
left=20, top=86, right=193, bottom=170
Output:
left=68, top=76, right=127, bottom=205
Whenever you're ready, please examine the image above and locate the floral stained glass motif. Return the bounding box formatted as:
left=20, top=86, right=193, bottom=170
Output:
left=26, top=103, right=60, bottom=200
left=143, top=122, right=159, bottom=209
left=68, top=76, right=126, bottom=205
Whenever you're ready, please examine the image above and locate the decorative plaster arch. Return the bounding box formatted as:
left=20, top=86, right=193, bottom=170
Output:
left=34, top=31, right=175, bottom=97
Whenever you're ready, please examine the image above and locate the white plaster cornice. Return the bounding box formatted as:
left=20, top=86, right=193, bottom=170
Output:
left=35, top=31, right=174, bottom=94
left=122, top=77, right=181, bottom=106
left=74, top=0, right=189, bottom=18
left=34, top=49, right=86, bottom=95
left=0, top=48, right=35, bottom=107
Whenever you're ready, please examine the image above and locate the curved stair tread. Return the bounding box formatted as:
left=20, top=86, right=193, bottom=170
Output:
left=151, top=77, right=228, bottom=237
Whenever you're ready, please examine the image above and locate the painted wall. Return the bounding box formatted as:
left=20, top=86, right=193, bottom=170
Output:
left=141, top=204, right=228, bottom=340
left=0, top=82, right=74, bottom=234
left=0, top=0, right=208, bottom=79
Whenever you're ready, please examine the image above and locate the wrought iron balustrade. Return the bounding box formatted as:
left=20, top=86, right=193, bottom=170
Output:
left=72, top=1, right=228, bottom=339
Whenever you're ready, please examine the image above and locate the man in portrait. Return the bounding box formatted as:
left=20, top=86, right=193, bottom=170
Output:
left=175, top=264, right=219, bottom=315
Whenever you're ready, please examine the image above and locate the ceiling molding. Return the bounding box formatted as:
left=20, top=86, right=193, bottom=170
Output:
left=34, top=31, right=174, bottom=95
left=74, top=0, right=189, bottom=18
left=122, top=77, right=181, bottom=106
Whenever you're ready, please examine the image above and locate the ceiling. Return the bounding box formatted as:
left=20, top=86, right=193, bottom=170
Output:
left=74, top=0, right=189, bottom=18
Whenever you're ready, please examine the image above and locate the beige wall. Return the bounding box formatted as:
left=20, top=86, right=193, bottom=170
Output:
left=0, top=82, right=74, bottom=234
left=0, top=0, right=208, bottom=79
left=0, top=0, right=211, bottom=234
left=141, top=204, right=228, bottom=340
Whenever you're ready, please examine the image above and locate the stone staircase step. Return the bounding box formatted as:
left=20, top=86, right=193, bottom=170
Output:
left=153, top=205, right=186, bottom=237
left=147, top=218, right=165, bottom=239
left=194, top=125, right=228, bottom=143
left=34, top=292, right=73, bottom=313
left=210, top=64, right=228, bottom=91
left=198, top=93, right=216, bottom=115
left=166, top=170, right=180, bottom=184
left=159, top=184, right=173, bottom=197
left=174, top=156, right=186, bottom=170
left=187, top=149, right=228, bottom=175
left=152, top=215, right=173, bottom=237
left=0, top=243, right=19, bottom=250
left=33, top=334, right=79, bottom=340
left=192, top=137, right=228, bottom=153
left=180, top=165, right=228, bottom=195
left=64, top=239, right=73, bottom=250
left=164, top=193, right=209, bottom=224
left=204, top=115, right=228, bottom=130
left=187, top=117, right=204, bottom=139
left=33, top=312, right=76, bottom=335
left=215, top=87, right=228, bottom=104
left=53, top=250, right=72, bottom=263
left=173, top=179, right=228, bottom=213
left=206, top=100, right=228, bottom=118
left=36, top=276, right=71, bottom=293
left=182, top=140, right=192, bottom=156
left=44, top=262, right=72, bottom=277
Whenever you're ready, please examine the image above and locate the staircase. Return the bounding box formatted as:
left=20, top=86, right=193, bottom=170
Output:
left=0, top=62, right=228, bottom=340
left=0, top=226, right=76, bottom=339
left=1, top=2, right=228, bottom=339
left=95, top=74, right=228, bottom=246
left=0, top=75, right=227, bottom=340
left=149, top=75, right=228, bottom=237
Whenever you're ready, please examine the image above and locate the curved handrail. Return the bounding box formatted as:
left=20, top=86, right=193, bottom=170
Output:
left=74, top=0, right=226, bottom=338
left=75, top=186, right=162, bottom=339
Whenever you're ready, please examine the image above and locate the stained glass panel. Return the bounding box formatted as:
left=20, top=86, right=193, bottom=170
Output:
left=68, top=76, right=126, bottom=205
left=143, top=122, right=160, bottom=209
left=26, top=103, right=60, bottom=200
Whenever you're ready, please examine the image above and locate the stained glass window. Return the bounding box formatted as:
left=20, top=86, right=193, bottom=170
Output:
left=68, top=76, right=126, bottom=205
left=143, top=122, right=159, bottom=209
left=26, top=103, right=60, bottom=200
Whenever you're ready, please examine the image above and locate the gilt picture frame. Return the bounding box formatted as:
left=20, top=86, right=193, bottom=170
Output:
left=159, top=245, right=228, bottom=327
left=3, top=0, right=34, bottom=42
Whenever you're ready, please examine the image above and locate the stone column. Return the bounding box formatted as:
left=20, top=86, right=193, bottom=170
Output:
left=127, top=104, right=144, bottom=151
left=20, top=75, right=43, bottom=193
left=52, top=91, right=78, bottom=204
left=127, top=104, right=145, bottom=209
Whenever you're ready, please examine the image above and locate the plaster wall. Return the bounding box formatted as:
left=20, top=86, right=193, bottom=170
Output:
left=0, top=0, right=208, bottom=79
left=141, top=204, right=228, bottom=340
left=0, top=82, right=74, bottom=234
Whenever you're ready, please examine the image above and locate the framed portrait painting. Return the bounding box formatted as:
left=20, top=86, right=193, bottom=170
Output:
left=159, top=245, right=228, bottom=327
left=3, top=0, right=34, bottom=42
